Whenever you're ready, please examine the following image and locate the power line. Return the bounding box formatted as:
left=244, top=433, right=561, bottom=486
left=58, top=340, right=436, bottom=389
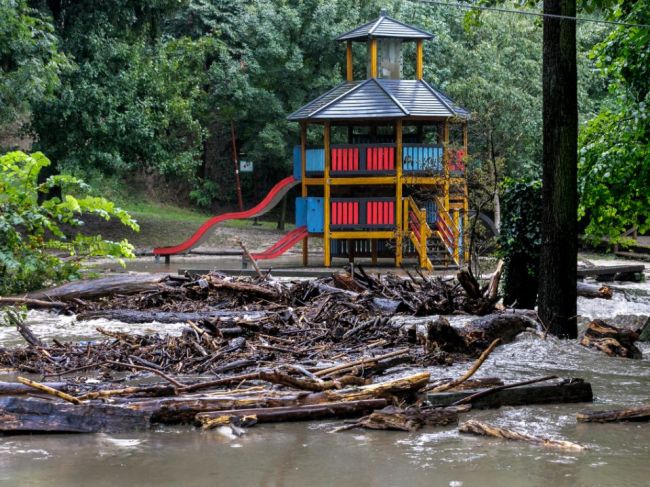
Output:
left=415, top=0, right=650, bottom=29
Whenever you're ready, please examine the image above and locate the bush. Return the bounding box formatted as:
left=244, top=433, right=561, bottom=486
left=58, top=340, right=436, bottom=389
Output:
left=0, top=151, right=139, bottom=295
left=497, top=178, right=542, bottom=309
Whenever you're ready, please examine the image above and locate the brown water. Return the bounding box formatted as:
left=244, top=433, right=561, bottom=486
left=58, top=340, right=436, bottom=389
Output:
left=1, top=282, right=649, bottom=486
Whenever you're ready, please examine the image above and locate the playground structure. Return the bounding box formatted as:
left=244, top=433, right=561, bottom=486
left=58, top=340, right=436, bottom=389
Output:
left=154, top=10, right=470, bottom=269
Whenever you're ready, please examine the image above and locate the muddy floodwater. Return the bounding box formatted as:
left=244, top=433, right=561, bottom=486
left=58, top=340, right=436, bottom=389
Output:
left=1, top=279, right=649, bottom=486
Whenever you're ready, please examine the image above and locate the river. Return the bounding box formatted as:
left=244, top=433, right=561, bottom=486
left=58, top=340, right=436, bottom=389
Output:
left=1, top=276, right=649, bottom=487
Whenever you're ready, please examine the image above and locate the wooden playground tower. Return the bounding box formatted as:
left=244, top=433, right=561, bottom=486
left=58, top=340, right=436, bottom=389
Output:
left=289, top=10, right=470, bottom=269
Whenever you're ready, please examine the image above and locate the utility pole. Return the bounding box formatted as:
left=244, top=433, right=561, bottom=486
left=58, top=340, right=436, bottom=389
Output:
left=231, top=121, right=244, bottom=211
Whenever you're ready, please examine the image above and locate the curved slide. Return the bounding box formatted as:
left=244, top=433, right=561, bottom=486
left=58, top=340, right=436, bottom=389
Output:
left=154, top=176, right=299, bottom=256
left=251, top=226, right=308, bottom=260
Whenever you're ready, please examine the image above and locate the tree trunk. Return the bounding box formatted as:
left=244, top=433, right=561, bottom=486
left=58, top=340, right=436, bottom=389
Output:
left=538, top=0, right=578, bottom=338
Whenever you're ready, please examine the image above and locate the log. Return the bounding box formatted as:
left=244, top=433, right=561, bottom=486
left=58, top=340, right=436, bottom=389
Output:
left=206, top=275, right=280, bottom=300
left=126, top=372, right=431, bottom=424
left=340, top=404, right=467, bottom=432
left=0, top=397, right=150, bottom=433
left=427, top=338, right=500, bottom=393
left=577, top=282, right=613, bottom=299
left=0, top=297, right=67, bottom=309
left=17, top=377, right=82, bottom=404
left=462, top=313, right=540, bottom=349
left=4, top=309, right=45, bottom=348
left=427, top=378, right=593, bottom=409
left=579, top=320, right=642, bottom=359
left=459, top=420, right=586, bottom=450
left=576, top=405, right=650, bottom=423
left=195, top=399, right=388, bottom=425
left=76, top=309, right=268, bottom=324
left=457, top=269, right=481, bottom=300
left=25, top=273, right=171, bottom=301
left=0, top=381, right=69, bottom=395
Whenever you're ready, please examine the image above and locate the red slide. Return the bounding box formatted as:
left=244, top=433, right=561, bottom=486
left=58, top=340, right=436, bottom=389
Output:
left=154, top=176, right=299, bottom=256
left=251, top=226, right=308, bottom=260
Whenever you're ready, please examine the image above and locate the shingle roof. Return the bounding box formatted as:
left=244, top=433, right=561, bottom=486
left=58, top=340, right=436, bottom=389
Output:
left=336, top=13, right=433, bottom=41
left=287, top=79, right=470, bottom=121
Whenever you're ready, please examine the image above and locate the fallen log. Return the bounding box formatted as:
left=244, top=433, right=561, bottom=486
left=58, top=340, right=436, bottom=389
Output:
left=427, top=378, right=593, bottom=409
left=126, top=372, right=431, bottom=424
left=0, top=296, right=67, bottom=309
left=0, top=397, right=150, bottom=433
left=76, top=309, right=268, bottom=324
left=462, top=313, right=540, bottom=350
left=459, top=420, right=585, bottom=450
left=195, top=399, right=388, bottom=426
left=577, top=282, right=613, bottom=299
left=17, top=377, right=82, bottom=404
left=25, top=273, right=171, bottom=301
left=0, top=381, right=69, bottom=395
left=580, top=320, right=642, bottom=359
left=5, top=309, right=45, bottom=348
left=576, top=405, right=650, bottom=423
left=427, top=338, right=500, bottom=392
left=336, top=404, right=467, bottom=432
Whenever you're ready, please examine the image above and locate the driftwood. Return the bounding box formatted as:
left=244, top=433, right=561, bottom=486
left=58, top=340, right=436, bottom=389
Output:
left=427, top=338, right=500, bottom=393
left=0, top=296, right=67, bottom=309
left=427, top=378, right=593, bottom=409
left=196, top=399, right=388, bottom=426
left=0, top=397, right=150, bottom=433
left=76, top=309, right=268, bottom=324
left=577, top=405, right=650, bottom=423
left=580, top=320, right=642, bottom=359
left=0, top=381, right=69, bottom=395
left=462, top=313, right=540, bottom=349
left=17, top=377, right=83, bottom=404
left=576, top=282, right=613, bottom=299
left=336, top=404, right=468, bottom=432
left=4, top=310, right=45, bottom=348
left=25, top=273, right=171, bottom=301
left=459, top=420, right=586, bottom=450
left=122, top=372, right=430, bottom=424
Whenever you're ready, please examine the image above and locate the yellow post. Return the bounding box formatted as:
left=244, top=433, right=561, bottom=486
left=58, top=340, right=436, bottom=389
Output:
left=416, top=40, right=424, bottom=80
left=323, top=122, right=331, bottom=267
left=443, top=120, right=450, bottom=212
left=369, top=38, right=378, bottom=78
left=453, top=209, right=460, bottom=264
left=395, top=119, right=403, bottom=267
left=300, top=122, right=308, bottom=266
left=462, top=122, right=469, bottom=264
left=346, top=41, right=353, bottom=82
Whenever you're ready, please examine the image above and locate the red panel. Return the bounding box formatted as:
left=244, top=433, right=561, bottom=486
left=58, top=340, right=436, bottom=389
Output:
left=353, top=149, right=359, bottom=171
left=354, top=202, right=358, bottom=224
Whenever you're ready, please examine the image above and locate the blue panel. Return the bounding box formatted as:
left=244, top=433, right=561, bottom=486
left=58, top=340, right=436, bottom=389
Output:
left=424, top=200, right=438, bottom=225
left=306, top=148, right=325, bottom=173
left=403, top=146, right=443, bottom=172
left=292, top=146, right=302, bottom=181
left=295, top=197, right=307, bottom=227
left=307, top=197, right=324, bottom=233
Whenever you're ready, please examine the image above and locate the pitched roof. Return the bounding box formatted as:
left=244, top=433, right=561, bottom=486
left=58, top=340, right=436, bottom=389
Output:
left=336, top=13, right=433, bottom=41
left=287, top=79, right=469, bottom=121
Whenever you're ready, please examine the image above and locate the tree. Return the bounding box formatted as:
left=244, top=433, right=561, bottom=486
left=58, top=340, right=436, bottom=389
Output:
left=578, top=2, right=650, bottom=243
left=538, top=0, right=579, bottom=338
left=0, top=151, right=138, bottom=295
left=0, top=0, right=68, bottom=146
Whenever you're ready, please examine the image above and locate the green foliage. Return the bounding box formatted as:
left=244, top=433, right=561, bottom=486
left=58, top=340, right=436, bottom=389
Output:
left=498, top=178, right=542, bottom=308
left=578, top=1, right=650, bottom=243
left=0, top=151, right=138, bottom=295
left=0, top=0, right=69, bottom=140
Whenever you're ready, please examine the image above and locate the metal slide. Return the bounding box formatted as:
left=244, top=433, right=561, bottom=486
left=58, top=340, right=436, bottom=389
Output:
left=153, top=176, right=299, bottom=256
